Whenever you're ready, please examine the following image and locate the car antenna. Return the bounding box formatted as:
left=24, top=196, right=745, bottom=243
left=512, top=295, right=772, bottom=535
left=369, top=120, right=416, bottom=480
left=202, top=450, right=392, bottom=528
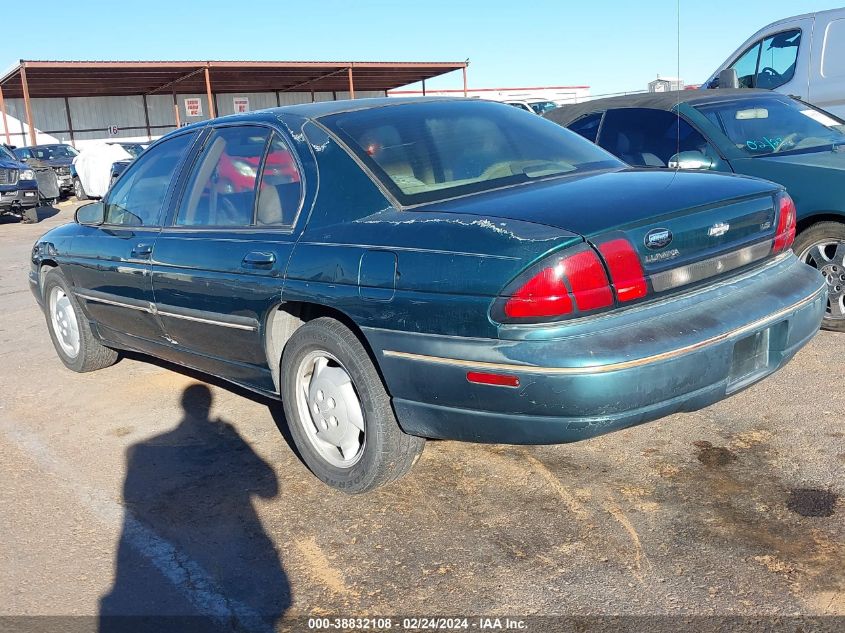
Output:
left=676, top=0, right=681, bottom=163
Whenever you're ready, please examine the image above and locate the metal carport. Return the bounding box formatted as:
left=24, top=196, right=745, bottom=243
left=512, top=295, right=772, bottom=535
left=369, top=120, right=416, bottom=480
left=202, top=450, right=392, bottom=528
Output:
left=0, top=59, right=469, bottom=146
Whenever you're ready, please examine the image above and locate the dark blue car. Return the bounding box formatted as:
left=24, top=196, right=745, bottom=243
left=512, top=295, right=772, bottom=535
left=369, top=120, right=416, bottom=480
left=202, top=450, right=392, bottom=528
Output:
left=30, top=99, right=826, bottom=492
left=0, top=144, right=39, bottom=221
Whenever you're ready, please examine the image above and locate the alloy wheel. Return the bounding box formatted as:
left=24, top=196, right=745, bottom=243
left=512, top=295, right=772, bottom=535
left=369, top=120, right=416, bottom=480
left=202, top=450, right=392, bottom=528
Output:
left=801, top=239, right=845, bottom=319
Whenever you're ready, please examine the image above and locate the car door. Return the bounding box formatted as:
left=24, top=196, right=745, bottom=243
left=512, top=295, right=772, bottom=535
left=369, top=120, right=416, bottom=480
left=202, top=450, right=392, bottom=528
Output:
left=67, top=131, right=198, bottom=349
left=809, top=15, right=845, bottom=118
left=151, top=124, right=305, bottom=391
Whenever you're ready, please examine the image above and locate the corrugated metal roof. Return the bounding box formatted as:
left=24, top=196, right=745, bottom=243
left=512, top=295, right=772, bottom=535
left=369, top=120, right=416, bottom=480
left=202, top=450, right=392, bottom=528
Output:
left=0, top=59, right=468, bottom=99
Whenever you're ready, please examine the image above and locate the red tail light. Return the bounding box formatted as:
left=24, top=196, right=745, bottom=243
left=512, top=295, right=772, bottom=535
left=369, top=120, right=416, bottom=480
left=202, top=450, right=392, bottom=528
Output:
left=565, top=249, right=614, bottom=311
left=597, top=238, right=648, bottom=302
left=504, top=265, right=573, bottom=318
left=501, top=246, right=613, bottom=320
left=773, top=192, right=796, bottom=253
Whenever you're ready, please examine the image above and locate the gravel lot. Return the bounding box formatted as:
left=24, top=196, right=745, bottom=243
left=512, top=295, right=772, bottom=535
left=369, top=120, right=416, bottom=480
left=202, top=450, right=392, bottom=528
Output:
left=1, top=201, right=843, bottom=631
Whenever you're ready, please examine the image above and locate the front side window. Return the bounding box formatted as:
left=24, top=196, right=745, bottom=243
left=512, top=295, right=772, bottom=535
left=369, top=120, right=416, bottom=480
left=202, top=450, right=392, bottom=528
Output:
left=104, top=132, right=196, bottom=226
left=176, top=126, right=271, bottom=227
left=755, top=30, right=801, bottom=89
left=730, top=42, right=762, bottom=88
left=569, top=112, right=604, bottom=143
left=597, top=108, right=711, bottom=168
left=321, top=100, right=621, bottom=206
left=695, top=96, right=845, bottom=156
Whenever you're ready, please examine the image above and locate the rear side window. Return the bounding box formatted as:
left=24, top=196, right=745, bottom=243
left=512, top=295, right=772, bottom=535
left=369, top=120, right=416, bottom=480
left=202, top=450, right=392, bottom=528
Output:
left=569, top=112, right=603, bottom=142
left=597, top=108, right=710, bottom=168
left=104, top=132, right=196, bottom=226
left=176, top=126, right=271, bottom=227
left=255, top=134, right=302, bottom=226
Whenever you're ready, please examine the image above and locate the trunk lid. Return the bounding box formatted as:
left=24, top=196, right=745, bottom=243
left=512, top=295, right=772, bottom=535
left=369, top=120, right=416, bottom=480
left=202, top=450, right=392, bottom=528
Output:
left=418, top=168, right=781, bottom=289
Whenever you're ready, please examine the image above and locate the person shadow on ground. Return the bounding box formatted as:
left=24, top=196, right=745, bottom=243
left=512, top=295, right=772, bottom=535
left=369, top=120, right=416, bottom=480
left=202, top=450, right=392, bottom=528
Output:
left=99, top=384, right=290, bottom=633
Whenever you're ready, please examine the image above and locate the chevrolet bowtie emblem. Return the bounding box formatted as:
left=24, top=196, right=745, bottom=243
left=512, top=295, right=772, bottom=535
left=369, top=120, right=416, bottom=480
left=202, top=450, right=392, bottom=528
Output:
left=708, top=222, right=730, bottom=237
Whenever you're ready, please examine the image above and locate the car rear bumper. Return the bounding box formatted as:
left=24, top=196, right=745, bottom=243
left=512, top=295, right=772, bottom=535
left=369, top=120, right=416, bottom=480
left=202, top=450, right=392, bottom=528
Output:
left=364, top=253, right=826, bottom=444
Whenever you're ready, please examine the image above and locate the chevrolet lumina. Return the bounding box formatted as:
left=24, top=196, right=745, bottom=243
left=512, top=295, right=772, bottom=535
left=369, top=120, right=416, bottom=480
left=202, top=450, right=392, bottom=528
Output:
left=29, top=99, right=826, bottom=492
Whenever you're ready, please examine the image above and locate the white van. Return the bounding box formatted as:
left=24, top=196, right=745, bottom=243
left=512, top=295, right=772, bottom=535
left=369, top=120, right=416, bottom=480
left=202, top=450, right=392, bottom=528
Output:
left=704, top=8, right=845, bottom=117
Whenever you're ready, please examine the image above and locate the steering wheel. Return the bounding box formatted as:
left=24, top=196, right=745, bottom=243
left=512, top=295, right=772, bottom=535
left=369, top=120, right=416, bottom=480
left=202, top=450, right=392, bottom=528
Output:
left=773, top=132, right=801, bottom=153
left=757, top=67, right=783, bottom=88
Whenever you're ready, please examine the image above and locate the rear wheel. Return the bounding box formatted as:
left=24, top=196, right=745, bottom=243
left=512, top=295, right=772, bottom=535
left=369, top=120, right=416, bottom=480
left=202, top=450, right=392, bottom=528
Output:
left=42, top=268, right=118, bottom=372
left=795, top=221, right=845, bottom=332
left=73, top=177, right=88, bottom=201
left=281, top=318, right=425, bottom=493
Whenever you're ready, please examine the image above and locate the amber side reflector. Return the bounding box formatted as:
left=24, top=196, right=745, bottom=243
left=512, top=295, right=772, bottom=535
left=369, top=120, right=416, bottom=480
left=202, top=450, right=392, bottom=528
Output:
left=466, top=371, right=520, bottom=388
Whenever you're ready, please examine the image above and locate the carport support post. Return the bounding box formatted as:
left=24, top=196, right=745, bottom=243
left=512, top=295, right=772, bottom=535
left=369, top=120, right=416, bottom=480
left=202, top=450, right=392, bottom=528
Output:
left=173, top=93, right=181, bottom=128
left=20, top=65, right=36, bottom=145
left=0, top=86, right=10, bottom=145
left=63, top=97, right=75, bottom=148
left=462, top=65, right=468, bottom=98
left=142, top=94, right=152, bottom=141
left=204, top=66, right=216, bottom=119
left=347, top=67, right=355, bottom=99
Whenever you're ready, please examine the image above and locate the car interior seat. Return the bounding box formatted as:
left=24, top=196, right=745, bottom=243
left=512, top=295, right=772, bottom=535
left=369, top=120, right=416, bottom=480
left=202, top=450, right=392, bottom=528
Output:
left=616, top=131, right=666, bottom=167
left=256, top=182, right=284, bottom=225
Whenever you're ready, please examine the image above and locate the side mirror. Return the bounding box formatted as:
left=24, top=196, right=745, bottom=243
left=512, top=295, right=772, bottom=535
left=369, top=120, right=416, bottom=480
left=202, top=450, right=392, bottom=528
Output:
left=668, top=151, right=714, bottom=171
left=75, top=201, right=105, bottom=225
left=718, top=68, right=740, bottom=90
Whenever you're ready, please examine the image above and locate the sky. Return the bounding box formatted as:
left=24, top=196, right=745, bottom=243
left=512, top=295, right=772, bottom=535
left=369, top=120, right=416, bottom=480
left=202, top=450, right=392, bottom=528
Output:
left=2, top=0, right=844, bottom=96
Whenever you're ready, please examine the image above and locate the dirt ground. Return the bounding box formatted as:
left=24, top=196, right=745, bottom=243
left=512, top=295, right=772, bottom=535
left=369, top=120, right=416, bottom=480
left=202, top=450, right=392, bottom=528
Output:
left=1, top=201, right=843, bottom=632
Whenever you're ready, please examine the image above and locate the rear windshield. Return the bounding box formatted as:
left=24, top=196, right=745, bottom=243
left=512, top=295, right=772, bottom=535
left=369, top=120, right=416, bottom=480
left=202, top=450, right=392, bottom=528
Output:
left=321, top=100, right=621, bottom=205
left=695, top=96, right=845, bottom=156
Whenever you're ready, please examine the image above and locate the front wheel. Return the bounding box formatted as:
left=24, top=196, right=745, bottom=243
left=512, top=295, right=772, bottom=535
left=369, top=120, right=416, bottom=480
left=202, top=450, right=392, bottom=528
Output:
left=281, top=317, right=425, bottom=493
left=795, top=221, right=845, bottom=332
left=42, top=268, right=118, bottom=372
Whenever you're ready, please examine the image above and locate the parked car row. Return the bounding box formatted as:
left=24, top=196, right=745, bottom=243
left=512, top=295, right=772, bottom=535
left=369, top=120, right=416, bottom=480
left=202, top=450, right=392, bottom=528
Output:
left=30, top=98, right=825, bottom=492
left=13, top=143, right=77, bottom=197
left=546, top=87, right=845, bottom=331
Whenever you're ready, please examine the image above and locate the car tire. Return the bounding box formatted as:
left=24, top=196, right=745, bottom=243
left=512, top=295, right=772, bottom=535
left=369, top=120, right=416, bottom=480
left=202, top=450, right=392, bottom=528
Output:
left=73, top=177, right=89, bottom=201
left=794, top=221, right=845, bottom=332
left=22, top=207, right=38, bottom=223
left=42, top=268, right=118, bottom=372
left=281, top=317, right=425, bottom=493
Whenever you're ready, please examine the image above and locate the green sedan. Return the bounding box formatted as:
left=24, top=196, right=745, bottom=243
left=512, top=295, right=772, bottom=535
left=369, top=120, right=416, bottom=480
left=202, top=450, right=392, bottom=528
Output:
left=548, top=89, right=845, bottom=330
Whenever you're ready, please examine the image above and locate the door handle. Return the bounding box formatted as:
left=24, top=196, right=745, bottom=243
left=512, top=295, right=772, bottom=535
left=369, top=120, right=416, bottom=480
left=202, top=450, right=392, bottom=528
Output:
left=131, top=243, right=153, bottom=259
left=242, top=251, right=276, bottom=267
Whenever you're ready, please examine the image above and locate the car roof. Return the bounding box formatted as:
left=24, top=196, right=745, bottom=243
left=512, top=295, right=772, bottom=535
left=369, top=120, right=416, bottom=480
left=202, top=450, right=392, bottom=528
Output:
left=174, top=96, right=471, bottom=134
left=545, top=89, right=782, bottom=126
